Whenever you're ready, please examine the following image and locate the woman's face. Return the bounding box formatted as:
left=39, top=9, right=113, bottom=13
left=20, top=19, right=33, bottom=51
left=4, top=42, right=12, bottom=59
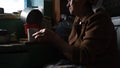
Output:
left=67, top=0, right=88, bottom=16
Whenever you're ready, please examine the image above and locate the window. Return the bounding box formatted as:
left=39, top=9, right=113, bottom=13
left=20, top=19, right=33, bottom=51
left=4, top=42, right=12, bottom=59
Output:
left=0, top=0, right=44, bottom=13
left=25, top=0, right=44, bottom=13
left=0, top=0, right=24, bottom=13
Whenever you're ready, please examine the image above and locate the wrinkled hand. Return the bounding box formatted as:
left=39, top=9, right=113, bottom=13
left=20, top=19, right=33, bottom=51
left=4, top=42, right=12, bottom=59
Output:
left=32, top=28, right=57, bottom=43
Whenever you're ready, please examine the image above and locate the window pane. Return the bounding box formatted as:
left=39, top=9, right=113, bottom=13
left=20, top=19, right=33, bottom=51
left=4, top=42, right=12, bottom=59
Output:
left=0, top=0, right=24, bottom=13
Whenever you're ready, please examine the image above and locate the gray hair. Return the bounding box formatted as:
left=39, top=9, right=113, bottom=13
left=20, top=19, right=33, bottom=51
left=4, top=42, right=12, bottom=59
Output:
left=92, top=0, right=104, bottom=12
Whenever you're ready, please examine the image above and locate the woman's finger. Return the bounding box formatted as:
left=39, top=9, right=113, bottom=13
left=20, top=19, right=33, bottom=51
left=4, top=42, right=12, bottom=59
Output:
left=32, top=31, right=39, bottom=37
left=39, top=29, right=46, bottom=33
left=32, top=28, right=46, bottom=37
left=34, top=34, right=40, bottom=39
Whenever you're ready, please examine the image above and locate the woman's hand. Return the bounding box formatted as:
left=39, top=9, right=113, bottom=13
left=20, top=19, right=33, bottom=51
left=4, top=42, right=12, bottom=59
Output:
left=32, top=28, right=57, bottom=43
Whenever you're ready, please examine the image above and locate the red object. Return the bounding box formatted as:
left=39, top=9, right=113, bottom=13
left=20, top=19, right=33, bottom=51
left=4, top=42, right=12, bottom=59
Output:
left=24, top=23, right=39, bottom=35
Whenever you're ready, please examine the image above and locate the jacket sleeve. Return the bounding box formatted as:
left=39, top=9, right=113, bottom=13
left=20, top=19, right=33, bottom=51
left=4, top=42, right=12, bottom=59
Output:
left=73, top=12, right=113, bottom=64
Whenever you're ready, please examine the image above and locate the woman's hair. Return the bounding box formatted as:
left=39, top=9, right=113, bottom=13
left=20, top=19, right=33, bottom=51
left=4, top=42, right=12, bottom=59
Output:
left=73, top=0, right=104, bottom=12
left=91, top=0, right=104, bottom=12
left=74, top=0, right=98, bottom=4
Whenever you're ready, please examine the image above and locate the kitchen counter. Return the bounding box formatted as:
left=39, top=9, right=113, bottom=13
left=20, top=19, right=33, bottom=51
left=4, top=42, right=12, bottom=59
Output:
left=0, top=43, right=28, bottom=53
left=0, top=43, right=29, bottom=68
left=0, top=42, right=62, bottom=68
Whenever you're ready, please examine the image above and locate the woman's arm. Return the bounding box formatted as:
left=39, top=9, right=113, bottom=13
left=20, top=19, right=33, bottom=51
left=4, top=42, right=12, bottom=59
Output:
left=32, top=28, right=80, bottom=64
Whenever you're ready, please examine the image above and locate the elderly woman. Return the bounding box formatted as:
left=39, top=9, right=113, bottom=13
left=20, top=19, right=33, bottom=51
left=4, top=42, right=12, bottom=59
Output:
left=32, top=0, right=119, bottom=68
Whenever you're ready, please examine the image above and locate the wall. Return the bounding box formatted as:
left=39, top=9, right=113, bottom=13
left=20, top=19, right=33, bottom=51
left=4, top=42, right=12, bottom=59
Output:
left=103, top=0, right=120, bottom=16
left=44, top=0, right=53, bottom=17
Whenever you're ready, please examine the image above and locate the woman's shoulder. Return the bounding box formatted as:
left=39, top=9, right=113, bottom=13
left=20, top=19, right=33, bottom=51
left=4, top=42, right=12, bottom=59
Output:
left=87, top=8, right=110, bottom=23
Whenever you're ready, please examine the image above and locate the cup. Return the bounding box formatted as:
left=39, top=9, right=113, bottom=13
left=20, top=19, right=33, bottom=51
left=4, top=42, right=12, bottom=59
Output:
left=27, top=28, right=38, bottom=42
left=24, top=23, right=39, bottom=42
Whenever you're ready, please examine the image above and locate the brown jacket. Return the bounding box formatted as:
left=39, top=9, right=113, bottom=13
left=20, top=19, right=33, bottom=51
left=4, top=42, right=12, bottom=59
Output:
left=68, top=9, right=119, bottom=67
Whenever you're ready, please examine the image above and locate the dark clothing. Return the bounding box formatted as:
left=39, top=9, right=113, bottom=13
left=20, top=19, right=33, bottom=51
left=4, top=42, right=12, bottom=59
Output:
left=55, top=20, right=72, bottom=42
left=68, top=9, right=119, bottom=68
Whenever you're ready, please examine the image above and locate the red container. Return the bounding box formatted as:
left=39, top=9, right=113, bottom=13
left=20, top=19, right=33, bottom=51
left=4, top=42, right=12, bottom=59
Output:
left=24, top=23, right=40, bottom=42
left=24, top=23, right=40, bottom=35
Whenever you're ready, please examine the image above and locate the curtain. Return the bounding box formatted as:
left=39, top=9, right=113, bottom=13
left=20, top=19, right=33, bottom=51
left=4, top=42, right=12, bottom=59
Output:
left=24, top=0, right=43, bottom=8
left=24, top=0, right=32, bottom=8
